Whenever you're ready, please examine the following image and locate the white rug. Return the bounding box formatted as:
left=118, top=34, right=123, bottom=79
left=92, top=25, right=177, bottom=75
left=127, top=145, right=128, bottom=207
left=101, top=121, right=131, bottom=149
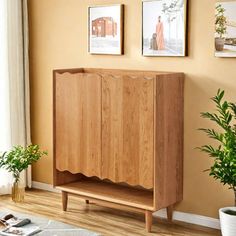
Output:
left=0, top=211, right=100, bottom=236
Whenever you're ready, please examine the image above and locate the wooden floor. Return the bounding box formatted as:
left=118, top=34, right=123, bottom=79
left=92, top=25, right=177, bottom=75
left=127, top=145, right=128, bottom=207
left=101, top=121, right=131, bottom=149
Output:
left=0, top=189, right=220, bottom=236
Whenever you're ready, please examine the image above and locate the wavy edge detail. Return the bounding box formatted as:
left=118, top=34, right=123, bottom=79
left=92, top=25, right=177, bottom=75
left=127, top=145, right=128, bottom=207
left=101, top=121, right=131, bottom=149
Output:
left=56, top=167, right=153, bottom=190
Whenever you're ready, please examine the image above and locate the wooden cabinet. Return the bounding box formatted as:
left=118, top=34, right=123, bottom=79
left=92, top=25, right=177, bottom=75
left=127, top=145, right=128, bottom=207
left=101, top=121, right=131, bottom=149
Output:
left=53, top=68, right=184, bottom=232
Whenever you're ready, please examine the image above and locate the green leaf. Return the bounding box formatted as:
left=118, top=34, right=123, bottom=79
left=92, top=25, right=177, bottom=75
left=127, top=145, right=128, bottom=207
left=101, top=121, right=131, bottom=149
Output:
left=0, top=144, right=48, bottom=180
left=198, top=89, right=236, bottom=193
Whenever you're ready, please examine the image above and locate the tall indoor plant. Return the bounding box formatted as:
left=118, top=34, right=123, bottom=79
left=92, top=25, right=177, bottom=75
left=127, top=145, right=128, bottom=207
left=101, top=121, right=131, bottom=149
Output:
left=0, top=144, right=47, bottom=202
left=199, top=89, right=236, bottom=236
left=215, top=4, right=227, bottom=51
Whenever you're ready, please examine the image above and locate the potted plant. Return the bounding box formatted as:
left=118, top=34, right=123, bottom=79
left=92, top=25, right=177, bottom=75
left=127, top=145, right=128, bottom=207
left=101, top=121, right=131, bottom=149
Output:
left=198, top=89, right=236, bottom=236
left=0, top=144, right=47, bottom=202
left=215, top=4, right=227, bottom=51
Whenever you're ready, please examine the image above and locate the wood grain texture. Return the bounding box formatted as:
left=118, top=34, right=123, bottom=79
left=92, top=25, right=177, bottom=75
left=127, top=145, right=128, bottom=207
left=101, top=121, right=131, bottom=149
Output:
left=53, top=70, right=85, bottom=186
left=57, top=179, right=154, bottom=211
left=154, top=73, right=184, bottom=210
left=0, top=190, right=221, bottom=236
left=55, top=72, right=102, bottom=177
left=101, top=74, right=123, bottom=183
left=145, top=210, right=153, bottom=233
left=82, top=68, right=171, bottom=76
left=53, top=169, right=83, bottom=187
left=102, top=74, right=154, bottom=189
left=167, top=205, right=174, bottom=221
left=62, top=191, right=68, bottom=211
left=53, top=69, right=184, bottom=228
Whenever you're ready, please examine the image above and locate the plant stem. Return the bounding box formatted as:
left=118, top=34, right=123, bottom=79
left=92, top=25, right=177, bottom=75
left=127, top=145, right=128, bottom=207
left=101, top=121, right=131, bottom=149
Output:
left=13, top=172, right=20, bottom=184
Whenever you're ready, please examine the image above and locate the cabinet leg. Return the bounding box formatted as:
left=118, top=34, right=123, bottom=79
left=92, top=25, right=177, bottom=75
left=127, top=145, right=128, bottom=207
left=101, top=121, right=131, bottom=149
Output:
left=145, top=210, right=152, bottom=232
left=85, top=200, right=89, bottom=204
left=62, top=191, right=68, bottom=211
left=167, top=205, right=174, bottom=221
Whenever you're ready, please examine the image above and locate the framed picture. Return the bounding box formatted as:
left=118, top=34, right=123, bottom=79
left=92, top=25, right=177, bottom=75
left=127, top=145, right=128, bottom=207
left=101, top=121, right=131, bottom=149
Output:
left=215, top=1, right=236, bottom=57
left=88, top=4, right=124, bottom=55
left=142, top=0, right=188, bottom=57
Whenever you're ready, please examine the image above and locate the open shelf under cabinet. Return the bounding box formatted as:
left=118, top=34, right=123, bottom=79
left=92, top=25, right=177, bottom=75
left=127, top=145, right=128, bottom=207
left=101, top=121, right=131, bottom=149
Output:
left=56, top=179, right=154, bottom=211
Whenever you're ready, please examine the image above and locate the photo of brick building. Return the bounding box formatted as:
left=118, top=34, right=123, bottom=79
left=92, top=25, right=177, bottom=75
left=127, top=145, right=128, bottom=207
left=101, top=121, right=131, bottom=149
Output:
left=92, top=17, right=117, bottom=37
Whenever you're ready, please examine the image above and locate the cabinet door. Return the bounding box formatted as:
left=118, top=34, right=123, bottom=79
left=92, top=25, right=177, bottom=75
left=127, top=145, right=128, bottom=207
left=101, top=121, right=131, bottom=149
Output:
left=55, top=73, right=102, bottom=177
left=102, top=75, right=154, bottom=189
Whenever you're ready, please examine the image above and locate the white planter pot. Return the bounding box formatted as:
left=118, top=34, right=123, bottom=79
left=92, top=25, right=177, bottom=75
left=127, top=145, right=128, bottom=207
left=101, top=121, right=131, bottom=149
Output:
left=219, top=207, right=236, bottom=236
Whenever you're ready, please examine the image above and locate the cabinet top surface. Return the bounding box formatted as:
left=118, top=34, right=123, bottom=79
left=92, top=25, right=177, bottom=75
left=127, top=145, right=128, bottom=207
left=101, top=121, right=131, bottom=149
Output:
left=53, top=68, right=184, bottom=78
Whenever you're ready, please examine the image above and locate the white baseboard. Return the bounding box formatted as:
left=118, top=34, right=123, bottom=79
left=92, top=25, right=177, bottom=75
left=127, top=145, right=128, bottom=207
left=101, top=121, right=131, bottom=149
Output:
left=153, top=209, right=220, bottom=230
left=32, top=181, right=60, bottom=193
left=32, top=181, right=220, bottom=230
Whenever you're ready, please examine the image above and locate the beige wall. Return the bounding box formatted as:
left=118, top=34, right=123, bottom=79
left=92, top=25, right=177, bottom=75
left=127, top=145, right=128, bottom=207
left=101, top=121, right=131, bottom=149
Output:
left=28, top=0, right=236, bottom=218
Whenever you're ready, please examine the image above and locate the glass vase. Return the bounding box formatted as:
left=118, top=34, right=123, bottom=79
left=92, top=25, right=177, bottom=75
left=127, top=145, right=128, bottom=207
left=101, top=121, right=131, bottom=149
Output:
left=12, top=180, right=25, bottom=202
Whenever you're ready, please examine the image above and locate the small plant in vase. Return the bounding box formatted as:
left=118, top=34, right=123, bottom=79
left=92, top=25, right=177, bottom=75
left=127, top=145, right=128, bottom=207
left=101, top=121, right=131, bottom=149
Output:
left=0, top=145, right=47, bottom=202
left=198, top=89, right=236, bottom=236
left=215, top=4, right=227, bottom=51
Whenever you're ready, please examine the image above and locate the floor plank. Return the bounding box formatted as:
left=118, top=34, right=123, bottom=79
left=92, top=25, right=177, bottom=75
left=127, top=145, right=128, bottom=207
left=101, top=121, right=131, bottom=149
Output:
left=0, top=189, right=220, bottom=236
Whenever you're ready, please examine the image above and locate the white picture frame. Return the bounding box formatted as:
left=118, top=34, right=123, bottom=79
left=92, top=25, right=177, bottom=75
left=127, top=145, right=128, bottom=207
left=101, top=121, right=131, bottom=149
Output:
left=88, top=4, right=124, bottom=55
left=215, top=1, right=236, bottom=58
left=142, top=0, right=188, bottom=57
